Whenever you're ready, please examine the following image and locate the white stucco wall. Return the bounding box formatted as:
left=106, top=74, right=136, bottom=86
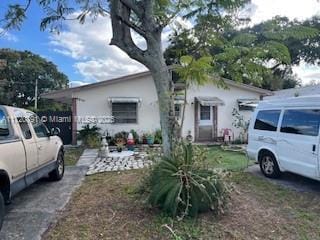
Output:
left=182, top=83, right=262, bottom=141
left=74, top=75, right=161, bottom=136
left=73, top=76, right=263, bottom=141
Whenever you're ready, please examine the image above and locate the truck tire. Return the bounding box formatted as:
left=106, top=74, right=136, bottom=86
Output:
left=0, top=192, right=4, bottom=231
left=49, top=151, right=64, bottom=181
left=259, top=152, right=281, bottom=178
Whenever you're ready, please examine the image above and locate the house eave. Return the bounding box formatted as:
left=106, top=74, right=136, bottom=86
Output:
left=42, top=70, right=273, bottom=101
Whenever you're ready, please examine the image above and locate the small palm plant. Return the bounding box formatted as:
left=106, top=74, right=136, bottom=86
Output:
left=148, top=142, right=229, bottom=219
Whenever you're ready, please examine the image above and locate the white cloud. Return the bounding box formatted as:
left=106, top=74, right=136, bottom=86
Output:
left=49, top=15, right=147, bottom=82
left=49, top=14, right=192, bottom=83
left=293, top=62, right=320, bottom=85
left=249, top=0, right=320, bottom=24
left=50, top=3, right=319, bottom=85
left=0, top=28, right=18, bottom=42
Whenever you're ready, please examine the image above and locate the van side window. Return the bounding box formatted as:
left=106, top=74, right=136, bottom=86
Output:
left=0, top=109, right=9, bottom=137
left=280, top=109, right=320, bottom=136
left=254, top=110, right=280, bottom=131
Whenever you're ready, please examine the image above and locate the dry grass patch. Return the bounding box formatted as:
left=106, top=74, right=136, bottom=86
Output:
left=64, top=147, right=84, bottom=166
left=43, top=169, right=320, bottom=240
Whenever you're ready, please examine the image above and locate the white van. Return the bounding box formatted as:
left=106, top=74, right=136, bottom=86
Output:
left=247, top=96, right=320, bottom=180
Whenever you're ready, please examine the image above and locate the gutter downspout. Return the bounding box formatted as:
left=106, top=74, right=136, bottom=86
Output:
left=71, top=97, right=77, bottom=145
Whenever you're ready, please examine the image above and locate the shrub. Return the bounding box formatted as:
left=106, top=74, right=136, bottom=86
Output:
left=130, top=129, right=140, bottom=144
left=78, top=124, right=101, bottom=148
left=109, top=131, right=128, bottom=145
left=86, top=134, right=101, bottom=148
left=154, top=129, right=162, bottom=144
left=148, top=142, right=229, bottom=219
left=141, top=133, right=148, bottom=144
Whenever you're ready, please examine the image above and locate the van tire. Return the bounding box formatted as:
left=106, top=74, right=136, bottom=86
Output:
left=0, top=192, right=4, bottom=231
left=49, top=151, right=64, bottom=181
left=259, top=152, right=281, bottom=178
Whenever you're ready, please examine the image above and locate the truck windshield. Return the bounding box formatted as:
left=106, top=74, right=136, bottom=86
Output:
left=0, top=109, right=9, bottom=137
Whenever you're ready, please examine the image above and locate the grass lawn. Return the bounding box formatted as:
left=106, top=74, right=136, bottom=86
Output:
left=206, top=146, right=253, bottom=171
left=64, top=147, right=84, bottom=166
left=43, top=147, right=320, bottom=240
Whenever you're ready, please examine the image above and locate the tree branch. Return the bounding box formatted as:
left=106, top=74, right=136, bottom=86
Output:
left=271, top=62, right=282, bottom=71
left=143, top=0, right=157, bottom=30
left=110, top=0, right=147, bottom=64
left=116, top=14, right=146, bottom=37
left=1, top=0, right=32, bottom=30
left=119, top=0, right=143, bottom=18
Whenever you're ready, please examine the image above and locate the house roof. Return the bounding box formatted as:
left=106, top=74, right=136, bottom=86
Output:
left=42, top=70, right=272, bottom=103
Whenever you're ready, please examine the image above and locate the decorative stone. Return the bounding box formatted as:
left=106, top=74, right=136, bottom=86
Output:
left=86, top=148, right=160, bottom=175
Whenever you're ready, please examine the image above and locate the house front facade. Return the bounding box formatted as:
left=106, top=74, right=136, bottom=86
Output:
left=43, top=71, right=271, bottom=144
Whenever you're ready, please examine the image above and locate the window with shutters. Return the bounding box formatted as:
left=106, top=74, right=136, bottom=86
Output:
left=112, top=103, right=137, bottom=124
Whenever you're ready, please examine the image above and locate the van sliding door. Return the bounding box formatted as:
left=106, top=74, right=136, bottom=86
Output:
left=277, top=109, right=320, bottom=178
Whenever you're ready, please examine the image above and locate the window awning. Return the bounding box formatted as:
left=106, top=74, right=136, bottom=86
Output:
left=108, top=97, right=141, bottom=103
left=196, top=96, right=225, bottom=106
left=237, top=99, right=259, bottom=107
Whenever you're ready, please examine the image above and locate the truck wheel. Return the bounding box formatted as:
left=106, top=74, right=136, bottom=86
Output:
left=259, top=152, right=281, bottom=178
left=49, top=151, right=64, bottom=181
left=0, top=192, right=4, bottom=231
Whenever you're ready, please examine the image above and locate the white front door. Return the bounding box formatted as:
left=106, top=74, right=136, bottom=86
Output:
left=277, top=108, right=320, bottom=178
left=197, top=104, right=214, bottom=141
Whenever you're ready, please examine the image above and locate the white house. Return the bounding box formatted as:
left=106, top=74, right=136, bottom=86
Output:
left=42, top=71, right=272, bottom=144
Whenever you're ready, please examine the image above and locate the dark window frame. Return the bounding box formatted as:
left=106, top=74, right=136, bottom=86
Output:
left=200, top=105, right=211, bottom=120
left=254, top=110, right=281, bottom=132
left=112, top=102, right=138, bottom=124
left=280, top=109, right=320, bottom=136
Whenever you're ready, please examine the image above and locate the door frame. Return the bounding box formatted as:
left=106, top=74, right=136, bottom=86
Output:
left=194, top=97, right=218, bottom=142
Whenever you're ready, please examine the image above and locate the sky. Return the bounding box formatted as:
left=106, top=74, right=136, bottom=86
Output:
left=0, top=0, right=320, bottom=87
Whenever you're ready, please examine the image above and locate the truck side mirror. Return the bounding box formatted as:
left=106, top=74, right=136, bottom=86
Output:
left=50, top=127, right=61, bottom=136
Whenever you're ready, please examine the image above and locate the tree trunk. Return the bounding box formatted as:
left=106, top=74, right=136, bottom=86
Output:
left=148, top=60, right=176, bottom=157
left=109, top=0, right=176, bottom=157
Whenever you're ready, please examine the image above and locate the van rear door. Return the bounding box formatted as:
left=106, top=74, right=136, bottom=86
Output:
left=277, top=109, right=320, bottom=178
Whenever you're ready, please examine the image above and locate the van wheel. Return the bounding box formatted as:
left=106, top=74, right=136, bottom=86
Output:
left=0, top=192, right=4, bottom=231
left=259, top=152, right=281, bottom=178
left=49, top=151, right=64, bottom=181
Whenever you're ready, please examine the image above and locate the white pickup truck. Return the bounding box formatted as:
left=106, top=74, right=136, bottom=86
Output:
left=0, top=105, right=64, bottom=230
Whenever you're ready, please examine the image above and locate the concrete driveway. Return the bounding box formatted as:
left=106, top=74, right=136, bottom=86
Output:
left=0, top=149, right=98, bottom=240
left=247, top=164, right=320, bottom=193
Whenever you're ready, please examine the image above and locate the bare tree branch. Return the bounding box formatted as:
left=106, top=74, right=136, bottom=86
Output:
left=119, top=0, right=143, bottom=18
left=116, top=14, right=146, bottom=37
left=143, top=0, right=157, bottom=30
left=110, top=0, right=147, bottom=64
